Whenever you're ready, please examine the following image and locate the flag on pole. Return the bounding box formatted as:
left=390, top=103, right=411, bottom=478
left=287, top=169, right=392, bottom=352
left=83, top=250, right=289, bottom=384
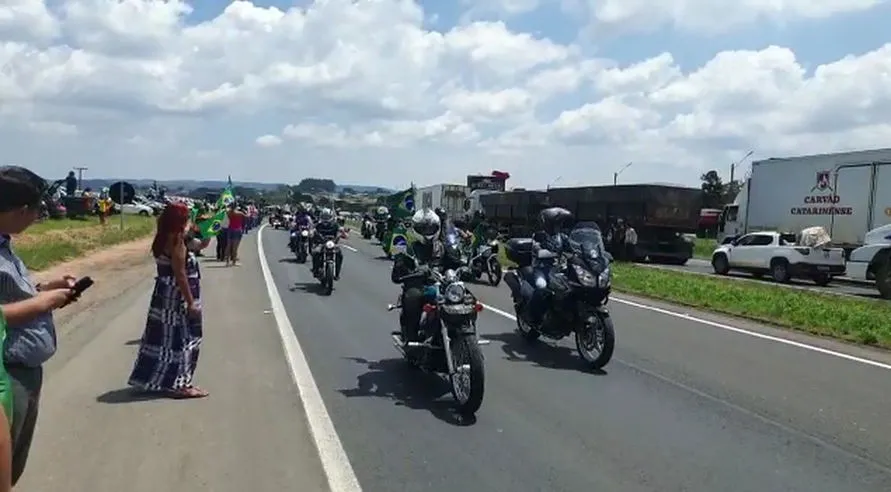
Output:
left=196, top=209, right=227, bottom=238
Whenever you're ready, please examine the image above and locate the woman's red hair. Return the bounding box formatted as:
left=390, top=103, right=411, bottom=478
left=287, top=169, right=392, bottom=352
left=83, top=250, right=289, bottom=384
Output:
left=151, top=202, right=190, bottom=258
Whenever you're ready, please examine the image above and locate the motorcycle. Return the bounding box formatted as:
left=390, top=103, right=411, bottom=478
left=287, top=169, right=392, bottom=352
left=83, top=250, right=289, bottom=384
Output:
left=290, top=227, right=311, bottom=263
left=362, top=219, right=374, bottom=240
left=387, top=250, right=488, bottom=417
left=468, top=238, right=503, bottom=286
left=443, top=229, right=474, bottom=282
left=375, top=220, right=388, bottom=243
left=314, top=236, right=339, bottom=295
left=502, top=226, right=616, bottom=370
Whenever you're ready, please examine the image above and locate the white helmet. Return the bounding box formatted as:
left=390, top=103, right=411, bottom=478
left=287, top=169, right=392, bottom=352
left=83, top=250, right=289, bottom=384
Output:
left=376, top=206, right=388, bottom=216
left=411, top=208, right=441, bottom=243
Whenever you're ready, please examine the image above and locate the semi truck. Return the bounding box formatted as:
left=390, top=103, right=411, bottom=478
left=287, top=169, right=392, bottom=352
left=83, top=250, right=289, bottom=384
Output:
left=416, top=184, right=470, bottom=218
left=719, top=147, right=891, bottom=249
left=479, top=184, right=701, bottom=264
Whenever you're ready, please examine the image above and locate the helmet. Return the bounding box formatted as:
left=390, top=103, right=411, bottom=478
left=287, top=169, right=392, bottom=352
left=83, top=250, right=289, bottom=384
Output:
left=376, top=206, right=388, bottom=216
left=411, top=208, right=441, bottom=243
left=318, top=207, right=335, bottom=223
left=433, top=207, right=447, bottom=223
left=539, top=207, right=573, bottom=235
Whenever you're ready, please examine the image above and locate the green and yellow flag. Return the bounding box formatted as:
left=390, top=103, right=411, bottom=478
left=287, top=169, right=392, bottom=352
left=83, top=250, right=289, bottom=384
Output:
left=196, top=209, right=227, bottom=238
left=385, top=186, right=415, bottom=219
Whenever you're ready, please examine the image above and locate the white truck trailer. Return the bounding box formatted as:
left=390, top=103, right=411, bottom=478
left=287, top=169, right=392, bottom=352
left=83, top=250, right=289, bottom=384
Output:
left=719, top=147, right=891, bottom=249
left=416, top=184, right=470, bottom=219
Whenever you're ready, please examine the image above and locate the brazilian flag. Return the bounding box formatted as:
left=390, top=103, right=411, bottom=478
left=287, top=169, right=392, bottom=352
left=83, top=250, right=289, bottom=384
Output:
left=385, top=186, right=415, bottom=219
left=196, top=209, right=227, bottom=238
left=383, top=222, right=409, bottom=256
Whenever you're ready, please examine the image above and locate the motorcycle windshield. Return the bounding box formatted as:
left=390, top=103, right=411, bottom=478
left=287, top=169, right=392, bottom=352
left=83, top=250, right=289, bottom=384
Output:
left=569, top=227, right=608, bottom=267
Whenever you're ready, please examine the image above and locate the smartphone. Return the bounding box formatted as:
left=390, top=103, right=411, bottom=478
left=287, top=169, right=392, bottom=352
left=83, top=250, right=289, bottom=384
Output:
left=71, top=276, right=94, bottom=296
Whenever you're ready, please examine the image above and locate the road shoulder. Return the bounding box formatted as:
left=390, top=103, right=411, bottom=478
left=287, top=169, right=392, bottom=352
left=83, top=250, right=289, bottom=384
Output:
left=17, top=233, right=329, bottom=492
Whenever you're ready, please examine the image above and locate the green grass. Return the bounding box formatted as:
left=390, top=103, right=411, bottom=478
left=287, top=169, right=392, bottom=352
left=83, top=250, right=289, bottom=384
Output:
left=693, top=237, right=717, bottom=259
left=497, top=247, right=891, bottom=348
left=12, top=216, right=157, bottom=271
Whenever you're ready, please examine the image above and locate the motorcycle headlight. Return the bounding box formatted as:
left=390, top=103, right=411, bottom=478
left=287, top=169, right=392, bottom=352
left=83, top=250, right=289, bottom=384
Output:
left=325, top=240, right=335, bottom=249
left=598, top=267, right=611, bottom=288
left=573, top=264, right=597, bottom=287
left=443, top=282, right=466, bottom=303
left=290, top=232, right=297, bottom=237
left=301, top=230, right=309, bottom=237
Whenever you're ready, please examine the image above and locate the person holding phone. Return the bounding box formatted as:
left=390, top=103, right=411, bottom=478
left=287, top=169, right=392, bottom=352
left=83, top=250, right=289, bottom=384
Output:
left=0, top=166, right=84, bottom=486
left=128, top=203, right=206, bottom=399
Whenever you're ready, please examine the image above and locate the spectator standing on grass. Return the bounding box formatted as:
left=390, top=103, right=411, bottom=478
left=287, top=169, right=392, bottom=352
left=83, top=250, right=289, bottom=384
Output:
left=0, top=166, right=81, bottom=486
left=128, top=203, right=207, bottom=399
left=64, top=171, right=77, bottom=196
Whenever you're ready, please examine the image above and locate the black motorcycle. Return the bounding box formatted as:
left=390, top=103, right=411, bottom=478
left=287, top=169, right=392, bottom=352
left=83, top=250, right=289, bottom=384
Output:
left=375, top=220, right=388, bottom=243
left=361, top=219, right=374, bottom=239
left=503, top=226, right=615, bottom=370
left=467, top=238, right=503, bottom=286
left=388, top=254, right=488, bottom=417
left=289, top=227, right=311, bottom=263
left=314, top=236, right=339, bottom=295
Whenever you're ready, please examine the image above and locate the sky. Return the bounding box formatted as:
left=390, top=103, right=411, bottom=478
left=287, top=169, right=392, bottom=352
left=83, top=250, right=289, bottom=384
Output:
left=2, top=0, right=891, bottom=190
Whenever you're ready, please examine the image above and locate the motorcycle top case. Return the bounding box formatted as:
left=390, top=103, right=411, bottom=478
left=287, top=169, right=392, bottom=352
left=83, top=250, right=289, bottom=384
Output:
left=505, top=238, right=533, bottom=268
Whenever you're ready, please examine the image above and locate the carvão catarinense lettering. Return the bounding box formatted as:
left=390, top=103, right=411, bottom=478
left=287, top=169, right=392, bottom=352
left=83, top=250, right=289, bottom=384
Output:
left=791, top=194, right=853, bottom=215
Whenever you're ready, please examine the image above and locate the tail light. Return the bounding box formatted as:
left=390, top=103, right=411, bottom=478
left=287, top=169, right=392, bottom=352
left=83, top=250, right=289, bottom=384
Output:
left=473, top=303, right=484, bottom=312
left=422, top=304, right=437, bottom=313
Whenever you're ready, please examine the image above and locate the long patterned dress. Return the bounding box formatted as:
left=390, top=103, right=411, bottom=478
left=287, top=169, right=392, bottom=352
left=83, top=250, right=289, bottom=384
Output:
left=128, top=252, right=203, bottom=391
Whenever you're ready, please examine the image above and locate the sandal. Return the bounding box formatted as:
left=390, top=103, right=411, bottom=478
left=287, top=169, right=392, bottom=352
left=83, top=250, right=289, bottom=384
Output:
left=167, top=386, right=209, bottom=399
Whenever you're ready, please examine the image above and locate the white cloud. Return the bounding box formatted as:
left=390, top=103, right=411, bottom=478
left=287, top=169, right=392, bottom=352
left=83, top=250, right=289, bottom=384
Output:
left=1, top=0, right=891, bottom=189
left=255, top=134, right=282, bottom=147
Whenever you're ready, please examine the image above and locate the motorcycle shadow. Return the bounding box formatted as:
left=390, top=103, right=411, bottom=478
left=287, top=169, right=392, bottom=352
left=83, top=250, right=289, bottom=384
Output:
left=279, top=257, right=300, bottom=264
left=290, top=281, right=328, bottom=296
left=337, top=356, right=477, bottom=427
left=485, top=332, right=607, bottom=375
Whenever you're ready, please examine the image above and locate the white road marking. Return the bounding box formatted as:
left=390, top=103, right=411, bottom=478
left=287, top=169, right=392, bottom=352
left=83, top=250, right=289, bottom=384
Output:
left=341, top=244, right=358, bottom=252
left=256, top=224, right=363, bottom=491
left=345, top=237, right=891, bottom=372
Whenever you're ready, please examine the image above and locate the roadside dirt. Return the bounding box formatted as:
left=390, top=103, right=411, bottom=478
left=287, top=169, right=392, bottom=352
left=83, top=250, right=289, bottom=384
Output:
left=32, top=238, right=156, bottom=332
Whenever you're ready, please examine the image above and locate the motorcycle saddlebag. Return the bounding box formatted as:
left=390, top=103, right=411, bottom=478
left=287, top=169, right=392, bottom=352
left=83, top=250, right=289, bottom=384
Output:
left=505, top=238, right=533, bottom=268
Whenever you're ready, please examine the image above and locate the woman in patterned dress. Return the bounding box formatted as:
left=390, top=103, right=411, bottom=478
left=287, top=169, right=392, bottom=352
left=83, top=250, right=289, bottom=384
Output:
left=128, top=203, right=207, bottom=399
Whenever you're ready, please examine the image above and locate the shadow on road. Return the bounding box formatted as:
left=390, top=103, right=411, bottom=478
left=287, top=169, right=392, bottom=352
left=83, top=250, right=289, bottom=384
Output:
left=290, top=281, right=329, bottom=296
left=338, top=356, right=476, bottom=427
left=484, top=332, right=607, bottom=375
left=124, top=339, right=141, bottom=346
left=96, top=388, right=170, bottom=404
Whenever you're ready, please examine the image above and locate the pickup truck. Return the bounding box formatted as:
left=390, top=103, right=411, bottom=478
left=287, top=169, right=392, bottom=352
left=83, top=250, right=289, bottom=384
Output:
left=710, top=231, right=846, bottom=286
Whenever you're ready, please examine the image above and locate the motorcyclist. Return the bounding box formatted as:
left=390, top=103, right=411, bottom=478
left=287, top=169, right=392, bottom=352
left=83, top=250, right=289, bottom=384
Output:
left=292, top=204, right=314, bottom=230
left=310, top=207, right=344, bottom=280
left=525, top=207, right=578, bottom=325
left=466, top=210, right=495, bottom=251
left=390, top=208, right=444, bottom=344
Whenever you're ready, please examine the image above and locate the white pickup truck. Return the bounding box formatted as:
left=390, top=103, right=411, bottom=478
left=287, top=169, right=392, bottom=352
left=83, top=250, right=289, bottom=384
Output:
left=710, top=231, right=846, bottom=286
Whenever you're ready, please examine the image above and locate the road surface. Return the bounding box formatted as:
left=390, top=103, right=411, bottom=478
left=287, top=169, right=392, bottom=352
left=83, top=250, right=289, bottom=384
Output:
left=261, top=227, right=891, bottom=492
left=660, top=258, right=879, bottom=298
left=17, top=237, right=329, bottom=492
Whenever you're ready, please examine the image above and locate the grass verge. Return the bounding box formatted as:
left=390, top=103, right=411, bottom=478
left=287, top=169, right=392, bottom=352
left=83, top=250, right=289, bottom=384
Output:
left=693, top=237, right=717, bottom=259
left=11, top=216, right=157, bottom=271
left=497, top=248, right=891, bottom=348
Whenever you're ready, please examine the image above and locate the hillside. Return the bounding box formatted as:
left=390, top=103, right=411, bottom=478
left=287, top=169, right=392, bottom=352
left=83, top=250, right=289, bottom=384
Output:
left=79, top=178, right=392, bottom=194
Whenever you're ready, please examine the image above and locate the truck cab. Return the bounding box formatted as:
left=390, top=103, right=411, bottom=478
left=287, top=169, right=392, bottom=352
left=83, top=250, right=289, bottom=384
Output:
left=847, top=224, right=891, bottom=298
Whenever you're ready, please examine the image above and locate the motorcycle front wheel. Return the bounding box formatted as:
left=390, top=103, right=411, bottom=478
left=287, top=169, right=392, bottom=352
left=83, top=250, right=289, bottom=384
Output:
left=449, top=336, right=485, bottom=417
left=576, top=313, right=615, bottom=370
left=487, top=258, right=503, bottom=286
left=322, top=262, right=335, bottom=295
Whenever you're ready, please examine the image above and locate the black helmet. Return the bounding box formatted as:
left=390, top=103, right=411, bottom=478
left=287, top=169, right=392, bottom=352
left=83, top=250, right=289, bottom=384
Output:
left=539, top=207, right=573, bottom=234
left=434, top=207, right=447, bottom=221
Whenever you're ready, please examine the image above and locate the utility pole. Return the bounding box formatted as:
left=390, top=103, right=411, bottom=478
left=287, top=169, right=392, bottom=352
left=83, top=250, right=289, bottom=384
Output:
left=730, top=150, right=753, bottom=183
left=74, top=166, right=88, bottom=189
left=613, top=161, right=633, bottom=186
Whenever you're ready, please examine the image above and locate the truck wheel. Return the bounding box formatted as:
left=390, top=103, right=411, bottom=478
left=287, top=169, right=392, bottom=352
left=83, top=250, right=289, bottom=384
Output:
left=711, top=254, right=730, bottom=275
left=875, top=257, right=891, bottom=299
left=812, top=273, right=831, bottom=287
left=770, top=259, right=791, bottom=283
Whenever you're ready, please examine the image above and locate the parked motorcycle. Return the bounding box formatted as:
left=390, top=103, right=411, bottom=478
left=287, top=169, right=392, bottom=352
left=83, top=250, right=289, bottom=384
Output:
left=388, top=253, right=488, bottom=417
left=502, top=226, right=616, bottom=370
left=290, top=227, right=311, bottom=263
left=315, top=237, right=340, bottom=295
left=467, top=239, right=503, bottom=286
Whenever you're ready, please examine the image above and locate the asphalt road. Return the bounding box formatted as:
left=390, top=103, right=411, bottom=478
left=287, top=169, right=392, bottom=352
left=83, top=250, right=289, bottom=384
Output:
left=660, top=258, right=880, bottom=298
left=17, top=234, right=328, bottom=492
left=263, top=227, right=891, bottom=492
